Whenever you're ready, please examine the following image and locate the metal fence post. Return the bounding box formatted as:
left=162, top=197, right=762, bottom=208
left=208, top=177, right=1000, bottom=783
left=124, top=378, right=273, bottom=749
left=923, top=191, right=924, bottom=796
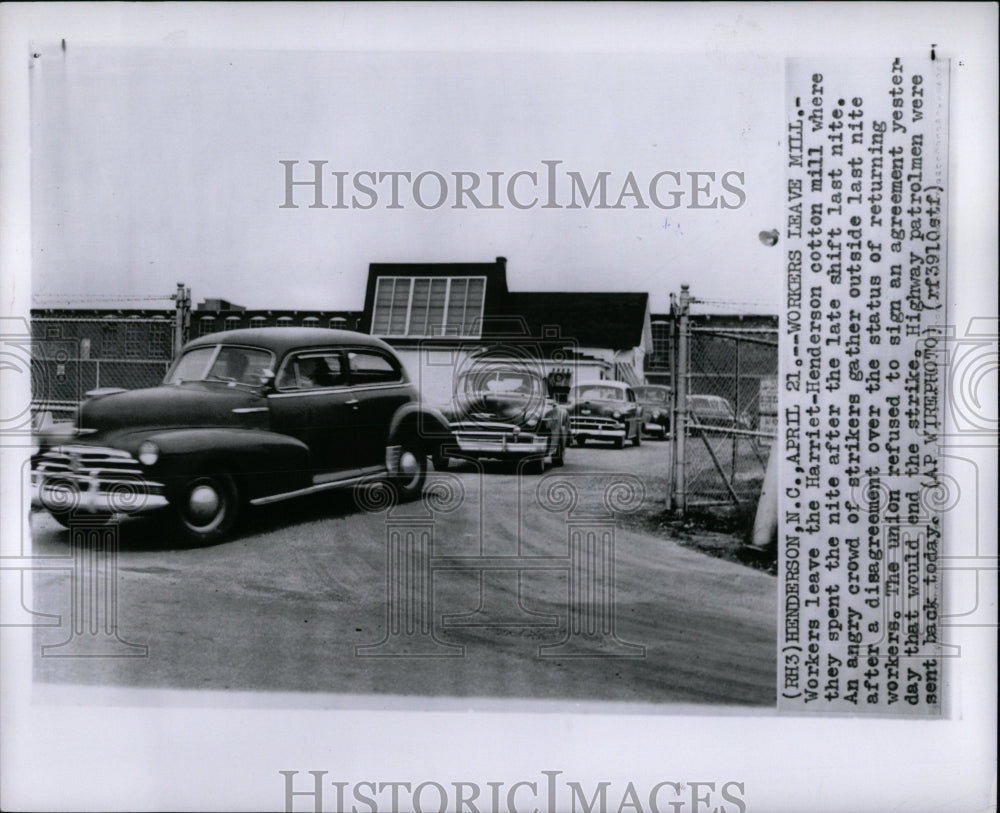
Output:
left=670, top=284, right=690, bottom=514
left=732, top=335, right=741, bottom=478
left=172, top=282, right=190, bottom=358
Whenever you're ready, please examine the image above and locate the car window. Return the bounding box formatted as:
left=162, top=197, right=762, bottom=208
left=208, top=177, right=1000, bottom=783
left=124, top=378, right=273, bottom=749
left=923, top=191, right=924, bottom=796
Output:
left=277, top=351, right=345, bottom=391
left=575, top=385, right=624, bottom=401
left=166, top=345, right=273, bottom=387
left=627, top=389, right=636, bottom=402
left=459, top=370, right=540, bottom=395
left=347, top=349, right=403, bottom=385
left=166, top=346, right=215, bottom=383
left=635, top=387, right=669, bottom=402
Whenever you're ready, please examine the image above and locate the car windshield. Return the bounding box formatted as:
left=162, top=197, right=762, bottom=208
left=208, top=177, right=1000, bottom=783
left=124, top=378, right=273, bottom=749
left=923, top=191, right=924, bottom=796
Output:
left=458, top=370, right=542, bottom=396
left=574, top=385, right=624, bottom=401
left=166, top=345, right=274, bottom=388
left=634, top=387, right=669, bottom=403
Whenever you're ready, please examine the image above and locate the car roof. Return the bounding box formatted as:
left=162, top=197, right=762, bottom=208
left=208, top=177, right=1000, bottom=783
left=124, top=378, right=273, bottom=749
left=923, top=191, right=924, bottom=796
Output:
left=635, top=385, right=671, bottom=391
left=185, top=327, right=395, bottom=356
left=574, top=380, right=629, bottom=389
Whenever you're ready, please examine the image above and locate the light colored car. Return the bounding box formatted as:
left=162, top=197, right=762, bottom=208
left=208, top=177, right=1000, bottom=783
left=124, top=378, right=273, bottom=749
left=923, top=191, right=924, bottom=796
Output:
left=685, top=394, right=747, bottom=432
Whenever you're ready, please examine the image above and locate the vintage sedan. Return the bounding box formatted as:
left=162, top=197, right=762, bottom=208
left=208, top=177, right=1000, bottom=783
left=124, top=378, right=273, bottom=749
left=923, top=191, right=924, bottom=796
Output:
left=567, top=381, right=642, bottom=448
left=435, top=363, right=569, bottom=472
left=685, top=394, right=747, bottom=432
left=632, top=384, right=672, bottom=439
left=31, top=328, right=454, bottom=543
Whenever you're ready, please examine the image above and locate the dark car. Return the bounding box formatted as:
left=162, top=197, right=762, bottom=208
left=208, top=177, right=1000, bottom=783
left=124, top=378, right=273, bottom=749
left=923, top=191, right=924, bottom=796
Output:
left=632, top=384, right=672, bottom=439
left=436, top=362, right=569, bottom=472
left=567, top=381, right=642, bottom=448
left=31, top=328, right=454, bottom=543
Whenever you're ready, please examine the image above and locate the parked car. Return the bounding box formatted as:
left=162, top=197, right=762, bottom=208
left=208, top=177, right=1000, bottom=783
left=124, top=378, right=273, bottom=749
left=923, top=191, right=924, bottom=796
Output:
left=31, top=328, right=454, bottom=543
left=435, top=362, right=569, bottom=472
left=567, top=381, right=642, bottom=448
left=685, top=394, right=746, bottom=431
left=632, top=384, right=672, bottom=439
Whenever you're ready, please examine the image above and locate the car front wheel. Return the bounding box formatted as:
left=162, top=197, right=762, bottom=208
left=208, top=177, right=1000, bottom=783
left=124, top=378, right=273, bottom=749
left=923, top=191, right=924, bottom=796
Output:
left=173, top=472, right=240, bottom=545
left=392, top=438, right=427, bottom=501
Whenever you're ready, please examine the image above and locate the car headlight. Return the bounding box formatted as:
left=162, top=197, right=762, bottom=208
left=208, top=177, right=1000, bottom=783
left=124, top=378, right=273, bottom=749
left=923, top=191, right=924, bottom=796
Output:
left=138, top=440, right=159, bottom=466
left=652, top=409, right=661, bottom=419
left=525, top=414, right=541, bottom=428
left=612, top=410, right=622, bottom=419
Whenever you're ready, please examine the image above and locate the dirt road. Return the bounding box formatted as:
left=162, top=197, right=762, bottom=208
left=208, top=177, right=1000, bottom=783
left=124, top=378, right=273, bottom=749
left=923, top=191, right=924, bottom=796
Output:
left=30, top=441, right=776, bottom=706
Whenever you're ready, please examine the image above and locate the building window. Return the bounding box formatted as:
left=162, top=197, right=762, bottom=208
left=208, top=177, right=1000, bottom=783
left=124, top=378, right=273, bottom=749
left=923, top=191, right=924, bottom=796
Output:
left=150, top=320, right=169, bottom=358
left=329, top=317, right=347, bottom=330
left=199, top=316, right=216, bottom=336
left=303, top=316, right=320, bottom=328
left=125, top=323, right=144, bottom=358
left=224, top=316, right=241, bottom=331
left=649, top=320, right=672, bottom=370
left=250, top=316, right=267, bottom=329
left=276, top=316, right=294, bottom=328
left=371, top=276, right=485, bottom=337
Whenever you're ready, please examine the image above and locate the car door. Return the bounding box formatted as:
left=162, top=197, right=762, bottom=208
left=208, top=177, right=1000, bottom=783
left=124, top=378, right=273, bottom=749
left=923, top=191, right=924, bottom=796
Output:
left=267, top=348, right=357, bottom=476
left=626, top=387, right=641, bottom=434
left=344, top=346, right=412, bottom=467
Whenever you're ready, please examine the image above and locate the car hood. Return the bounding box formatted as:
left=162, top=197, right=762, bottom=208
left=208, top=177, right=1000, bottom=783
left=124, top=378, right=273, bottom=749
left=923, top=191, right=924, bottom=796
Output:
left=444, top=391, right=546, bottom=424
left=78, top=384, right=266, bottom=434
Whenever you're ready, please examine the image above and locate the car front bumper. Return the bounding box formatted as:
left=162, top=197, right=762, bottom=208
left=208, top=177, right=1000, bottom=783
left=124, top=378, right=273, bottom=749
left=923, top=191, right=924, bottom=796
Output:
left=570, top=417, right=626, bottom=439
left=446, top=421, right=550, bottom=457
left=453, top=433, right=549, bottom=456
left=31, top=474, right=170, bottom=515
left=31, top=444, right=169, bottom=516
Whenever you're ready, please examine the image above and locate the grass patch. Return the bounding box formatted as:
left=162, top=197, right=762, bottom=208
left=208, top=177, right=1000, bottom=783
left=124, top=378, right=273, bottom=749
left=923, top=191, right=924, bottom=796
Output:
left=622, top=495, right=776, bottom=575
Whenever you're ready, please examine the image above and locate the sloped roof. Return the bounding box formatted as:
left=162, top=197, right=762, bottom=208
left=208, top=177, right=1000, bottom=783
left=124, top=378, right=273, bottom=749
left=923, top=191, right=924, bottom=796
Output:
left=501, top=291, right=650, bottom=351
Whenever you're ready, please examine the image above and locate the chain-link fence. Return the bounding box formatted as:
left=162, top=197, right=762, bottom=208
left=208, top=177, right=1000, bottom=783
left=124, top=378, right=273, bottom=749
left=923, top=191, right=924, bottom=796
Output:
left=30, top=311, right=180, bottom=427
left=666, top=286, right=778, bottom=512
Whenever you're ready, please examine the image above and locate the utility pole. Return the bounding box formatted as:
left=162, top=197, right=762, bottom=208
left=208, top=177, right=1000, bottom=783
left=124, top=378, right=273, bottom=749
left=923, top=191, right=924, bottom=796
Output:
left=172, top=283, right=190, bottom=357
left=670, top=284, right=690, bottom=514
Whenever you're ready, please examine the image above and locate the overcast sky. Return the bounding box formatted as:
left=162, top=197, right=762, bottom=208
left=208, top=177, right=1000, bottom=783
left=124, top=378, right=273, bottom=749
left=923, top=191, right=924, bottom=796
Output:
left=30, top=45, right=783, bottom=314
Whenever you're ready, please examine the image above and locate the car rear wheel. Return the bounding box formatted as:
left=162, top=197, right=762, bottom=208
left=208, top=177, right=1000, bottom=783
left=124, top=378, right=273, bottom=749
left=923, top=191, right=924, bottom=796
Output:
left=173, top=473, right=240, bottom=545
left=392, top=438, right=427, bottom=501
